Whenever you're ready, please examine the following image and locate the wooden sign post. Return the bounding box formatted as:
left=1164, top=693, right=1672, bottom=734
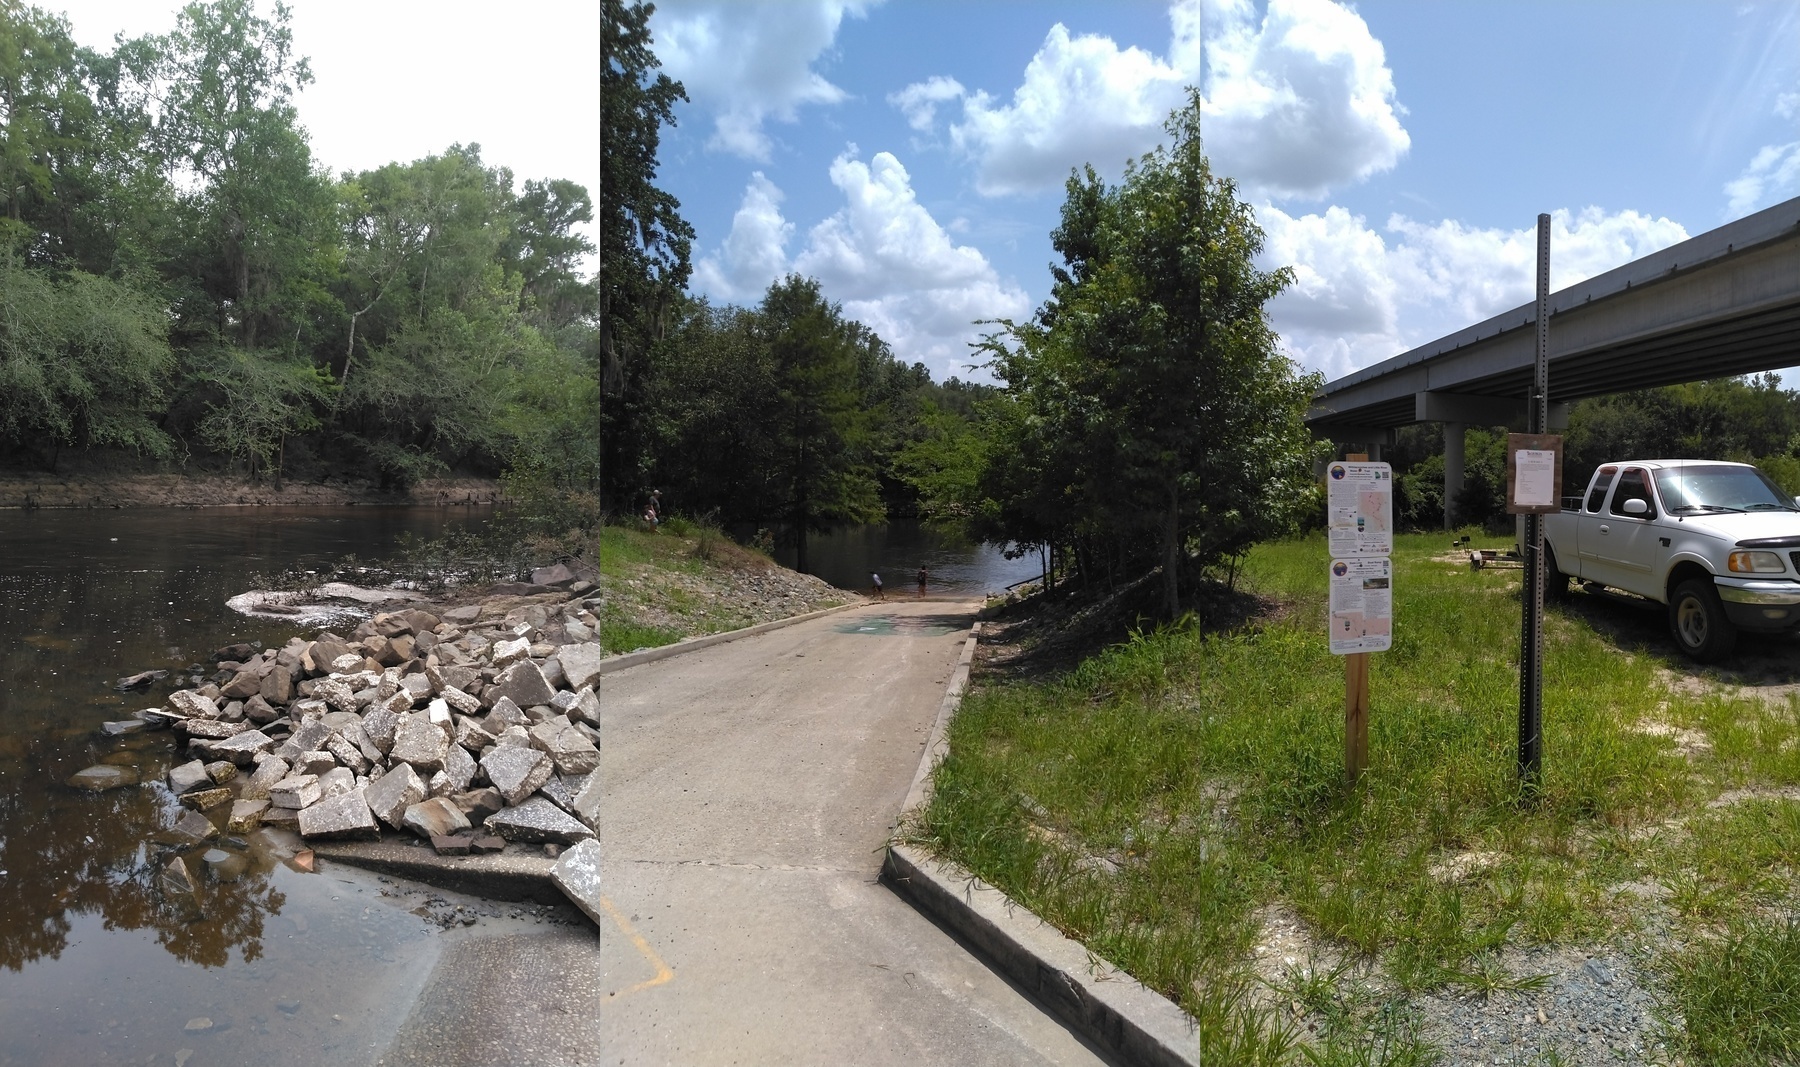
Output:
left=1327, top=451, right=1392, bottom=785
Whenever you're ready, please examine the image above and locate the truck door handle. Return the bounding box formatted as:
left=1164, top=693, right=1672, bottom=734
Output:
left=1599, top=524, right=1610, bottom=535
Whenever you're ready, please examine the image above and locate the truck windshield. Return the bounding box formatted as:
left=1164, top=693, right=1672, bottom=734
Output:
left=1654, top=466, right=1799, bottom=513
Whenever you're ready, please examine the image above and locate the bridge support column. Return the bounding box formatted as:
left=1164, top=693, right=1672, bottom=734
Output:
left=1443, top=422, right=1465, bottom=529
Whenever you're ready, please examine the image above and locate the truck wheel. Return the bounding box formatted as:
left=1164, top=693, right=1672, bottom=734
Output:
left=1669, top=579, right=1737, bottom=662
left=1542, top=544, right=1571, bottom=602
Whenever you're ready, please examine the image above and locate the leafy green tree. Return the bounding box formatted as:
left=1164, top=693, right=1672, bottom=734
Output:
left=0, top=253, right=174, bottom=462
left=601, top=0, right=693, bottom=510
left=189, top=344, right=334, bottom=484
left=760, top=275, right=884, bottom=572
left=975, top=91, right=1322, bottom=615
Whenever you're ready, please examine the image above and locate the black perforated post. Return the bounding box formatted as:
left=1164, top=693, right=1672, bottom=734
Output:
left=1518, top=214, right=1550, bottom=795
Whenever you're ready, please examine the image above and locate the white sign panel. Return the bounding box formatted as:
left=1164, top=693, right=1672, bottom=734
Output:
left=1326, top=461, right=1393, bottom=556
left=1329, top=557, right=1393, bottom=654
left=1514, top=449, right=1556, bottom=508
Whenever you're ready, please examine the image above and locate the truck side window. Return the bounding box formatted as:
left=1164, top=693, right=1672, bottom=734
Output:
left=1610, top=468, right=1655, bottom=518
left=1587, top=467, right=1617, bottom=513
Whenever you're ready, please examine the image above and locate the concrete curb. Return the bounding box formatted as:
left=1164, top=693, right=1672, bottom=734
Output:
left=883, top=626, right=1200, bottom=1067
left=597, top=601, right=864, bottom=675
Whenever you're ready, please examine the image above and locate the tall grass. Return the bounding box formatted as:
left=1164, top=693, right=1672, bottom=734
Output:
left=916, top=531, right=1800, bottom=1062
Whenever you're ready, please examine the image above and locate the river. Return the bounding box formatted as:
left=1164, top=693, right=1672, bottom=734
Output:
left=773, top=519, right=1040, bottom=596
left=0, top=505, right=493, bottom=1066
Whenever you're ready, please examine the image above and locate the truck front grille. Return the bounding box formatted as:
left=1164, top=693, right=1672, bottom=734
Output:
left=1791, top=550, right=1800, bottom=575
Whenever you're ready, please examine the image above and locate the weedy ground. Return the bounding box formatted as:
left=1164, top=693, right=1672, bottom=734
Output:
left=597, top=522, right=852, bottom=654
left=908, top=531, right=1800, bottom=1066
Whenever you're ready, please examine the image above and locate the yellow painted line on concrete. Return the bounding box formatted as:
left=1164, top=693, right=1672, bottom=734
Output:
left=600, top=894, right=674, bottom=998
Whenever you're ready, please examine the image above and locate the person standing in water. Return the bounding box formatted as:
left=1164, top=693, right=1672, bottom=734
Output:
left=916, top=566, right=928, bottom=599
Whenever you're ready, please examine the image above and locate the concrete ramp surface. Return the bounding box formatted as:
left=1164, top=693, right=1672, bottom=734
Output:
left=600, top=600, right=1107, bottom=1065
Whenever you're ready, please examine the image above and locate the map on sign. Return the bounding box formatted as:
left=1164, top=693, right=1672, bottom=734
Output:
left=1326, top=461, right=1393, bottom=556
left=1329, top=557, right=1393, bottom=654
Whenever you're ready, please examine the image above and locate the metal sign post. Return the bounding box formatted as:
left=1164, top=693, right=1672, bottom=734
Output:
left=1517, top=214, right=1553, bottom=794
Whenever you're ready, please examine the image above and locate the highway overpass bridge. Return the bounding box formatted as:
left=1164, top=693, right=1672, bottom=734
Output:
left=1306, top=194, right=1800, bottom=526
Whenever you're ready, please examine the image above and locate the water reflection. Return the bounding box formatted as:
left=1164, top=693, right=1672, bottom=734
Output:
left=0, top=506, right=486, bottom=1016
left=0, top=725, right=289, bottom=972
left=774, top=519, right=1040, bottom=594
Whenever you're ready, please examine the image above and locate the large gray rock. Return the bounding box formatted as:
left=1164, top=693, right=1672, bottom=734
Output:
left=483, top=696, right=528, bottom=732
left=569, top=686, right=599, bottom=727
left=442, top=604, right=482, bottom=624
left=572, top=768, right=600, bottom=831
left=451, top=787, right=505, bottom=825
left=177, top=718, right=249, bottom=741
left=194, top=729, right=275, bottom=767
left=313, top=677, right=359, bottom=714
left=297, top=788, right=378, bottom=840
left=169, top=809, right=218, bottom=844
left=362, top=703, right=402, bottom=752
left=365, top=763, right=427, bottom=829
left=487, top=660, right=555, bottom=708
left=168, top=690, right=221, bottom=720
left=531, top=562, right=577, bottom=588
left=270, top=774, right=323, bottom=810
left=559, top=643, right=603, bottom=692
left=296, top=750, right=337, bottom=777
left=491, top=638, right=531, bottom=670
left=240, top=756, right=290, bottom=800
left=440, top=740, right=477, bottom=794
left=275, top=719, right=332, bottom=762
left=318, top=766, right=356, bottom=800
left=220, top=668, right=264, bottom=700
left=390, top=715, right=449, bottom=773
left=401, top=797, right=471, bottom=839
left=479, top=745, right=552, bottom=806
left=550, top=838, right=603, bottom=926
left=228, top=798, right=270, bottom=834
left=529, top=719, right=599, bottom=777
left=439, top=686, right=481, bottom=716
left=161, top=855, right=198, bottom=898
left=485, top=796, right=595, bottom=844
left=453, top=716, right=496, bottom=752
left=325, top=733, right=370, bottom=775
left=260, top=667, right=293, bottom=705
left=168, top=759, right=212, bottom=796
left=69, top=765, right=138, bottom=791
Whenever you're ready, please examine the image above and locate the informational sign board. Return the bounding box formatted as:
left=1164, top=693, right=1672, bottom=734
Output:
left=1329, top=557, right=1393, bottom=654
left=1505, top=433, right=1564, bottom=515
left=1326, top=461, right=1393, bottom=556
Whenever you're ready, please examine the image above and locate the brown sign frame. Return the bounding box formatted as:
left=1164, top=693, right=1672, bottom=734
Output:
left=1504, top=433, right=1564, bottom=515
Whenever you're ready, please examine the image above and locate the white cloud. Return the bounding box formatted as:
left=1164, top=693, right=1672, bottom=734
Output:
left=1259, top=205, right=1690, bottom=380
left=899, top=1, right=1197, bottom=196
left=692, top=154, right=1030, bottom=380
left=888, top=76, right=965, bottom=132
left=693, top=173, right=794, bottom=302
left=649, top=0, right=878, bottom=161
left=1723, top=83, right=1800, bottom=217
left=794, top=152, right=1032, bottom=377
left=1200, top=0, right=1409, bottom=199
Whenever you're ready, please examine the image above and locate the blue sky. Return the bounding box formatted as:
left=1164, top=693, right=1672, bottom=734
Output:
left=649, top=0, right=1800, bottom=385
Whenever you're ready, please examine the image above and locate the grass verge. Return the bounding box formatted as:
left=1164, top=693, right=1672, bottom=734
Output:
left=910, top=531, right=1800, bottom=1064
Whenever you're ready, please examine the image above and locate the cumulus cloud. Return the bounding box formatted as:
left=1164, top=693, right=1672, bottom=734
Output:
left=1201, top=0, right=1409, bottom=199
left=1723, top=83, right=1800, bottom=217
left=794, top=152, right=1032, bottom=376
left=888, top=76, right=965, bottom=132
left=693, top=173, right=794, bottom=302
left=649, top=0, right=878, bottom=161
left=1259, top=205, right=1690, bottom=380
left=891, top=1, right=1198, bottom=196
left=691, top=154, right=1030, bottom=379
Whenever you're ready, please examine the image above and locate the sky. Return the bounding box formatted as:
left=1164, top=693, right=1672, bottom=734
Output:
left=645, top=0, right=1800, bottom=385
left=32, top=1, right=1800, bottom=389
left=44, top=0, right=601, bottom=271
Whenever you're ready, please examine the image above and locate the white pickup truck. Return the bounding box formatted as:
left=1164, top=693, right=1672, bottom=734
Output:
left=1543, top=460, right=1800, bottom=661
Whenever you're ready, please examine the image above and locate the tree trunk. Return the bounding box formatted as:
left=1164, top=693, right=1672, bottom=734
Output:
left=1162, top=482, right=1181, bottom=618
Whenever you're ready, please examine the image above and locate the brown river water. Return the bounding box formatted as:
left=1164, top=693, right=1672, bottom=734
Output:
left=0, top=505, right=495, bottom=1066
